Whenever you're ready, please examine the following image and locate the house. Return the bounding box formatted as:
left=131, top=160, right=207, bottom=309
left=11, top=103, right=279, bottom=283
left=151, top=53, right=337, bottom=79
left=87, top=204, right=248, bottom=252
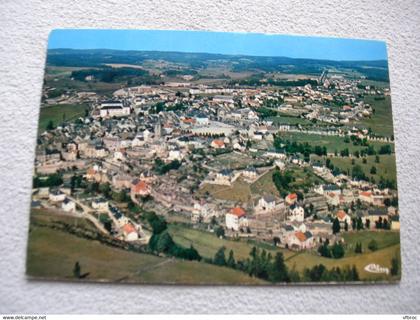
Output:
left=325, top=192, right=340, bottom=206
left=195, top=114, right=209, bottom=125
left=92, top=198, right=109, bottom=211
left=366, top=208, right=389, bottom=228
left=49, top=190, right=66, bottom=202
left=287, top=231, right=315, bottom=250
left=131, top=179, right=150, bottom=196
left=61, top=198, right=76, bottom=212
left=359, top=191, right=373, bottom=204
left=242, top=166, right=257, bottom=179
left=168, top=150, right=183, bottom=161
left=288, top=204, right=304, bottom=222
left=316, top=184, right=341, bottom=196
left=336, top=210, right=351, bottom=227
left=99, top=100, right=131, bottom=118
left=390, top=215, right=400, bottom=230
left=122, top=223, right=138, bottom=241
left=214, top=169, right=233, bottom=186
left=274, top=160, right=286, bottom=171
left=192, top=201, right=217, bottom=223
left=112, top=174, right=132, bottom=190
left=211, top=139, right=225, bottom=149
left=256, top=195, right=276, bottom=213
left=285, top=193, right=298, bottom=206
left=225, top=207, right=246, bottom=231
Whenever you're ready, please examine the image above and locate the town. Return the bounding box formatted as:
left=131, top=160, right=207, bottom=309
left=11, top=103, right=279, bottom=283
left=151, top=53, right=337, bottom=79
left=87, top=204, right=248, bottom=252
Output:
left=27, top=48, right=400, bottom=284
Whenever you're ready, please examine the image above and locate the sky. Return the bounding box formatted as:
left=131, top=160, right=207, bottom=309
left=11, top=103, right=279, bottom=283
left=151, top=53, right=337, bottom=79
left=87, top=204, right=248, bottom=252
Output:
left=48, top=29, right=388, bottom=61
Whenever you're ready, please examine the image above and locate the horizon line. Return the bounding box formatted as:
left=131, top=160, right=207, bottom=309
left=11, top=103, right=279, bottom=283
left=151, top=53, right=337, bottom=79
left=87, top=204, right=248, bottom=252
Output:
left=48, top=47, right=388, bottom=63
left=47, top=29, right=388, bottom=62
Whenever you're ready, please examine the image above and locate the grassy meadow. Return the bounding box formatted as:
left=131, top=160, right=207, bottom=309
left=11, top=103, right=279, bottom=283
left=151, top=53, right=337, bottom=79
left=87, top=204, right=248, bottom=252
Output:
left=312, top=154, right=397, bottom=184
left=277, top=132, right=393, bottom=154
left=38, top=104, right=88, bottom=133
left=27, top=223, right=265, bottom=284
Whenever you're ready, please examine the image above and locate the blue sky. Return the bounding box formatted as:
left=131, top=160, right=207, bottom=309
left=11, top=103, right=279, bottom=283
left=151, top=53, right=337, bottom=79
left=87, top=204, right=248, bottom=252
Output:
left=48, top=29, right=387, bottom=61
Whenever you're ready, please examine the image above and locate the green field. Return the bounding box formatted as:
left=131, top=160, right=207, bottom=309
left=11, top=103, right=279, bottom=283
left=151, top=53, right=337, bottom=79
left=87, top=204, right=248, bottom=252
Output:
left=342, top=230, right=400, bottom=257
left=26, top=225, right=265, bottom=284
left=45, top=75, right=124, bottom=96
left=168, top=224, right=400, bottom=282
left=207, top=152, right=264, bottom=170
left=198, top=178, right=253, bottom=202
left=277, top=131, right=393, bottom=154
left=27, top=209, right=399, bottom=283
left=168, top=223, right=294, bottom=261
left=356, top=95, right=394, bottom=137
left=267, top=115, right=312, bottom=126
left=312, top=154, right=397, bottom=183
left=30, top=208, right=98, bottom=232
left=285, top=243, right=400, bottom=281
left=38, top=104, right=88, bottom=133
left=250, top=166, right=325, bottom=196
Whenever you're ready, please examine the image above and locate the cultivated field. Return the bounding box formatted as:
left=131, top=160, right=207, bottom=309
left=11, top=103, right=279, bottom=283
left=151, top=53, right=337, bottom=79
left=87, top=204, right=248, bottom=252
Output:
left=38, top=104, right=88, bottom=133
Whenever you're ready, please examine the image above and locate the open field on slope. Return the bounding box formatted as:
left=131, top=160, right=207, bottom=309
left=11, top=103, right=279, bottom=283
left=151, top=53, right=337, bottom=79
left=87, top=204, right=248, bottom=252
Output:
left=26, top=225, right=265, bottom=284
left=250, top=166, right=325, bottom=196
left=341, top=230, right=400, bottom=257
left=168, top=223, right=294, bottom=261
left=312, top=154, right=397, bottom=184
left=168, top=224, right=400, bottom=282
left=286, top=243, right=400, bottom=282
left=198, top=178, right=253, bottom=202
left=38, top=104, right=88, bottom=133
left=277, top=131, right=394, bottom=154
left=356, top=95, right=394, bottom=137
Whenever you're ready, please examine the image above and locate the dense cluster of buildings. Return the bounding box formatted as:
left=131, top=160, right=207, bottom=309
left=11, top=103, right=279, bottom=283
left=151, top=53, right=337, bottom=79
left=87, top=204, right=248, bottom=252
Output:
left=33, top=73, right=398, bottom=252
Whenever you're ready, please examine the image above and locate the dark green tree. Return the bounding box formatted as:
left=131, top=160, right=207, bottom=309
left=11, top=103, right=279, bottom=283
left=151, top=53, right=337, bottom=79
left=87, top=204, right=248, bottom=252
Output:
left=331, top=242, right=345, bottom=259
left=368, top=239, right=378, bottom=251
left=46, top=120, right=55, bottom=130
left=215, top=226, right=225, bottom=238
left=156, top=231, right=175, bottom=253
left=269, top=252, right=289, bottom=283
left=391, top=253, right=400, bottom=276
left=214, top=246, right=227, bottom=266
left=73, top=261, right=81, bottom=278
left=227, top=249, right=236, bottom=268
left=332, top=217, right=341, bottom=234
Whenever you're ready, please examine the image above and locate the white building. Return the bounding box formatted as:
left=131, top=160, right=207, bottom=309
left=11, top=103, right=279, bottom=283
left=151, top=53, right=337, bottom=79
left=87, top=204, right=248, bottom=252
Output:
left=92, top=198, right=109, bottom=211
left=225, top=207, right=247, bottom=231
left=99, top=101, right=131, bottom=118
left=168, top=150, right=183, bottom=161
left=49, top=190, right=66, bottom=202
left=122, top=223, right=139, bottom=241
left=61, top=198, right=76, bottom=213
left=256, top=195, right=276, bottom=213
left=288, top=204, right=304, bottom=222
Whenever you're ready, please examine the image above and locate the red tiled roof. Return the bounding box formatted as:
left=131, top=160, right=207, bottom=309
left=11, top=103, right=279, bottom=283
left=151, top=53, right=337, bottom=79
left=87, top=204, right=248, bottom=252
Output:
left=360, top=191, right=372, bottom=197
left=123, top=223, right=136, bottom=234
left=337, top=210, right=346, bottom=220
left=212, top=140, right=225, bottom=147
left=230, top=207, right=246, bottom=217
left=286, top=193, right=297, bottom=200
left=132, top=180, right=149, bottom=193
left=295, top=231, right=306, bottom=242
left=183, top=118, right=196, bottom=124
